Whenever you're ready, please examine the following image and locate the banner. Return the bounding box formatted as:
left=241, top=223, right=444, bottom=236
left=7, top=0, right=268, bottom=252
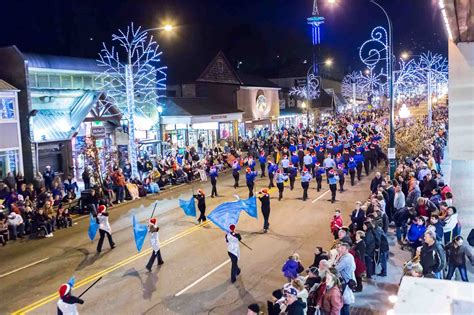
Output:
left=132, top=215, right=148, bottom=252
left=88, top=213, right=98, bottom=241
left=179, top=196, right=197, bottom=217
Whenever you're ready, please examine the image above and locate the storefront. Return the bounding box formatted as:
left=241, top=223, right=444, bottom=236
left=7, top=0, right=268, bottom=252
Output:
left=162, top=97, right=243, bottom=152
left=0, top=80, right=23, bottom=179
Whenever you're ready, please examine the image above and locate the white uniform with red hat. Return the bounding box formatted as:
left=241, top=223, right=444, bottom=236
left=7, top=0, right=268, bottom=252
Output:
left=149, top=218, right=160, bottom=253
left=97, top=206, right=111, bottom=234
left=226, top=225, right=240, bottom=259
left=57, top=283, right=81, bottom=315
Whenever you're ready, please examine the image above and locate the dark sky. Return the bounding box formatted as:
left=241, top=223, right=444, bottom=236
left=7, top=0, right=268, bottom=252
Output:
left=0, top=0, right=447, bottom=83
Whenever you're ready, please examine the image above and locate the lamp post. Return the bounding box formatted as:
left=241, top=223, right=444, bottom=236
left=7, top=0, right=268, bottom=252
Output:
left=370, top=0, right=396, bottom=179
left=302, top=102, right=309, bottom=128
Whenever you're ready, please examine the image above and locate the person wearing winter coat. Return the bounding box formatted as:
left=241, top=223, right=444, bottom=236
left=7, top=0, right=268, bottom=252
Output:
left=351, top=231, right=366, bottom=292
left=320, top=272, right=344, bottom=315
left=445, top=236, right=474, bottom=282
left=283, top=286, right=306, bottom=315
left=334, top=242, right=356, bottom=315
left=443, top=206, right=459, bottom=245
left=427, top=215, right=444, bottom=242
left=362, top=221, right=379, bottom=279
left=282, top=255, right=300, bottom=281
left=407, top=216, right=427, bottom=253
left=370, top=172, right=383, bottom=194
left=350, top=201, right=366, bottom=231
left=330, top=209, right=343, bottom=239
left=96, top=205, right=115, bottom=253
left=419, top=230, right=446, bottom=279
left=146, top=217, right=164, bottom=271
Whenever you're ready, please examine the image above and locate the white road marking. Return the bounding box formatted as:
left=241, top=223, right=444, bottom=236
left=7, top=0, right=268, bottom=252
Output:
left=0, top=257, right=49, bottom=278
left=311, top=190, right=330, bottom=203
left=175, top=259, right=231, bottom=296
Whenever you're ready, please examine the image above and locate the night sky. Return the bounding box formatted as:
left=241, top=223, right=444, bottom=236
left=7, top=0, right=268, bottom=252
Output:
left=0, top=0, right=447, bottom=83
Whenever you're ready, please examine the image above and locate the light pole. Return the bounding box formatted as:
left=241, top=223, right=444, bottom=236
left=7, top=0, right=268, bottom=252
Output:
left=370, top=0, right=396, bottom=179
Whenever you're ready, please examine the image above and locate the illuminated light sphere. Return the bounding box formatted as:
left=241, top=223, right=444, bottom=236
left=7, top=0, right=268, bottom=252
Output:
left=399, top=103, right=411, bottom=119
left=328, top=0, right=336, bottom=4
left=401, top=52, right=409, bottom=60
left=164, top=24, right=173, bottom=31
left=388, top=295, right=398, bottom=304
left=302, top=102, right=307, bottom=109
left=326, top=58, right=333, bottom=66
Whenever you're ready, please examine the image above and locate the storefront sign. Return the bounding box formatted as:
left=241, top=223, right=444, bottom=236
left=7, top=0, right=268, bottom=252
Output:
left=210, top=115, right=227, bottom=120
left=295, top=78, right=307, bottom=87
left=91, top=126, right=106, bottom=138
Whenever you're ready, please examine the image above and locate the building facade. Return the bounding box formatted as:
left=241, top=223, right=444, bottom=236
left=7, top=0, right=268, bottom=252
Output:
left=0, top=46, right=159, bottom=181
left=0, top=80, right=22, bottom=180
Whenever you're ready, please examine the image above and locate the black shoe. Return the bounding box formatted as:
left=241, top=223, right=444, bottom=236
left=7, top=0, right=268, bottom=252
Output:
left=231, top=278, right=236, bottom=283
left=236, top=268, right=241, bottom=276
left=158, top=261, right=164, bottom=265
left=146, top=266, right=152, bottom=272
left=111, top=244, right=116, bottom=249
left=377, top=272, right=387, bottom=277
left=263, top=229, right=268, bottom=233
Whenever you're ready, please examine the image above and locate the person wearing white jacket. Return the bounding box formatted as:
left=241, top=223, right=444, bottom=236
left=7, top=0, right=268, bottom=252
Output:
left=443, top=206, right=459, bottom=245
left=146, top=217, right=164, bottom=271
left=96, top=205, right=115, bottom=253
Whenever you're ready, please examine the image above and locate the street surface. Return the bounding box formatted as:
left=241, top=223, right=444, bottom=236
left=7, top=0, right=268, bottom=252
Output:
left=1, top=169, right=403, bottom=314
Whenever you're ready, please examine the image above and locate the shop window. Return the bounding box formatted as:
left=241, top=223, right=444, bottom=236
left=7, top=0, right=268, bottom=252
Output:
left=0, top=98, right=15, bottom=119
left=73, top=76, right=83, bottom=89
left=62, top=75, right=72, bottom=88
left=37, top=74, right=49, bottom=88
left=29, top=74, right=37, bottom=87
left=0, top=149, right=19, bottom=178
left=50, top=75, right=61, bottom=88
left=83, top=76, right=93, bottom=89
left=219, top=123, right=233, bottom=140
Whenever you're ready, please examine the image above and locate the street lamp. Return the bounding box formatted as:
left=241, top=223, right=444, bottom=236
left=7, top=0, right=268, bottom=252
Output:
left=370, top=0, right=396, bottom=179
left=400, top=51, right=409, bottom=60
left=325, top=58, right=333, bottom=67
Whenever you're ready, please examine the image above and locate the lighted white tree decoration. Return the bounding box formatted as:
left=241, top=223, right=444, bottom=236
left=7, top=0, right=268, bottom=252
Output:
left=341, top=71, right=365, bottom=101
left=98, top=22, right=167, bottom=178
left=358, top=68, right=386, bottom=98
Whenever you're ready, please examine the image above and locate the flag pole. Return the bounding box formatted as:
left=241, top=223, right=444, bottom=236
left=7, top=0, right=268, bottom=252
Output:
left=240, top=240, right=253, bottom=251
left=150, top=202, right=158, bottom=219
left=77, top=277, right=102, bottom=298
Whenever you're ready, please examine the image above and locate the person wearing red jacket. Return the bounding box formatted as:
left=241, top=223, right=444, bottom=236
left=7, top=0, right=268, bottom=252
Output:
left=330, top=209, right=343, bottom=239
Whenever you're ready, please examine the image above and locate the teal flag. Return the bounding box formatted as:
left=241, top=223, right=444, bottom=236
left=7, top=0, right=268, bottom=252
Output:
left=240, top=196, right=258, bottom=218
left=208, top=201, right=242, bottom=233
left=88, top=213, right=98, bottom=241
left=179, top=196, right=196, bottom=217
left=132, top=215, right=148, bottom=252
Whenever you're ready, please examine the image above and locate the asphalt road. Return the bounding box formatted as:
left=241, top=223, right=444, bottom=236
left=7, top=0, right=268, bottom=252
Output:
left=1, top=168, right=380, bottom=315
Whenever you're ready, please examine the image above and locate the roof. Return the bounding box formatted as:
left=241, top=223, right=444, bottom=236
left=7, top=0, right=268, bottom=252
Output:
left=162, top=97, right=243, bottom=117
left=0, top=79, right=19, bottom=91
left=237, top=72, right=280, bottom=88
left=24, top=53, right=103, bottom=73
left=443, top=0, right=473, bottom=42
left=32, top=91, right=100, bottom=142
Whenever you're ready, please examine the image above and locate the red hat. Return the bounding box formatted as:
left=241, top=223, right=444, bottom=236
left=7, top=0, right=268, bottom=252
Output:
left=276, top=169, right=281, bottom=173
left=316, top=162, right=320, bottom=166
left=229, top=224, right=236, bottom=232
left=289, top=162, right=293, bottom=166
left=329, top=169, right=335, bottom=174
left=261, top=188, right=268, bottom=194
left=319, top=147, right=324, bottom=151
left=246, top=167, right=251, bottom=173
left=98, top=205, right=106, bottom=213
left=337, top=153, right=341, bottom=157
left=283, top=155, right=287, bottom=158
left=59, top=283, right=71, bottom=298
left=149, top=218, right=157, bottom=225
left=303, top=167, right=308, bottom=172
left=198, top=188, right=205, bottom=195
